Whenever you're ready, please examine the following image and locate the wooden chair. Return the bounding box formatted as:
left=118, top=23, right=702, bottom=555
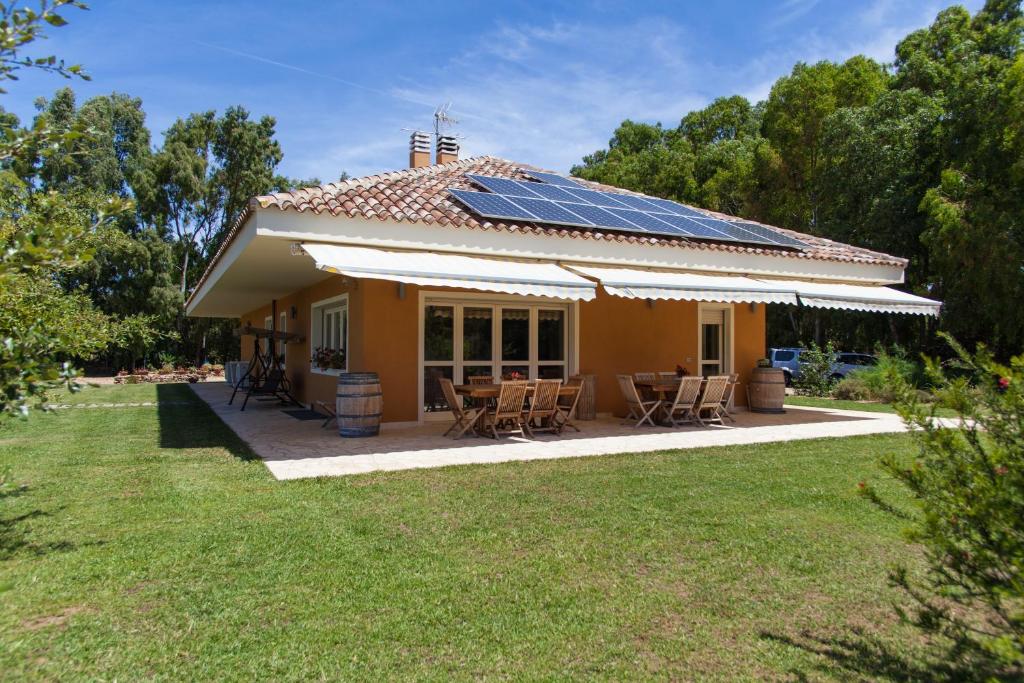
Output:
left=484, top=381, right=529, bottom=439
left=634, top=372, right=658, bottom=402
left=439, top=378, right=483, bottom=439
left=694, top=375, right=730, bottom=427
left=523, top=379, right=562, bottom=437
left=658, top=371, right=678, bottom=380
left=552, top=375, right=584, bottom=434
left=720, top=373, right=739, bottom=422
left=661, top=376, right=704, bottom=427
left=617, top=374, right=661, bottom=427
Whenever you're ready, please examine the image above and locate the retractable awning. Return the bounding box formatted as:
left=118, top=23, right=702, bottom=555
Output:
left=568, top=265, right=940, bottom=316
left=767, top=279, right=941, bottom=316
left=566, top=265, right=799, bottom=304
left=300, top=243, right=598, bottom=301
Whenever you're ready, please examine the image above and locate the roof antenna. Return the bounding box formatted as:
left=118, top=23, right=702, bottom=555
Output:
left=434, top=102, right=458, bottom=138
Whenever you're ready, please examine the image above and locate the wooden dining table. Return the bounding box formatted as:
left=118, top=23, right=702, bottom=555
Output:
left=633, top=377, right=706, bottom=399
left=453, top=383, right=577, bottom=399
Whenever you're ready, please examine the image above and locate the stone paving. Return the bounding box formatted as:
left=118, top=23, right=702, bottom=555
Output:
left=189, top=383, right=915, bottom=480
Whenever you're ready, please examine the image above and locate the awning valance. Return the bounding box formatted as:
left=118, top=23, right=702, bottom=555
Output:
left=566, top=266, right=800, bottom=304
left=767, top=279, right=941, bottom=316
left=300, top=243, right=598, bottom=301
left=567, top=265, right=940, bottom=315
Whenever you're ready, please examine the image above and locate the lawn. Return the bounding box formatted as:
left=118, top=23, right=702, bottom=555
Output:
left=785, top=394, right=958, bottom=417
left=0, top=383, right=954, bottom=680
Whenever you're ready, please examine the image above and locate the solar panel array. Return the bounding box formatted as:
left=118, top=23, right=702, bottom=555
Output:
left=449, top=173, right=807, bottom=249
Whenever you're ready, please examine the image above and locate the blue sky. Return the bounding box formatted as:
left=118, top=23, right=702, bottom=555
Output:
left=1, top=0, right=983, bottom=181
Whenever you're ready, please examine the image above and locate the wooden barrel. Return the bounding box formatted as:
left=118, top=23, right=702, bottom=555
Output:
left=747, top=367, right=786, bottom=414
left=336, top=372, right=383, bottom=437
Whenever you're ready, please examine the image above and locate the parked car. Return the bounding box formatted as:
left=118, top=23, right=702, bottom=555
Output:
left=832, top=352, right=877, bottom=380
left=769, top=347, right=877, bottom=385
left=768, top=347, right=804, bottom=386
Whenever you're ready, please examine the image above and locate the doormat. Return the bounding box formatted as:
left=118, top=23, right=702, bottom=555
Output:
left=282, top=409, right=327, bottom=421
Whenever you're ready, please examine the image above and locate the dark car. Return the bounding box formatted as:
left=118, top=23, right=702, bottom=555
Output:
left=769, top=347, right=876, bottom=385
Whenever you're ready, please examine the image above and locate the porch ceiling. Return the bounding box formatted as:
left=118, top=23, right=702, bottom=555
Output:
left=186, top=231, right=330, bottom=318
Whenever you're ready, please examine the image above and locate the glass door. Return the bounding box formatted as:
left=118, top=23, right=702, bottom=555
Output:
left=462, top=306, right=494, bottom=382
left=699, top=307, right=728, bottom=377
left=423, top=305, right=454, bottom=413
left=500, top=308, right=530, bottom=380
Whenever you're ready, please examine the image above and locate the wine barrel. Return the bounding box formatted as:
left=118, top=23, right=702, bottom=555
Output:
left=747, top=367, right=786, bottom=414
left=336, top=372, right=383, bottom=437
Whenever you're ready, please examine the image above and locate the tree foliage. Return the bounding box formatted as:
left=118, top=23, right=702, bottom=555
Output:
left=575, top=1, right=1024, bottom=359
left=865, top=335, right=1024, bottom=673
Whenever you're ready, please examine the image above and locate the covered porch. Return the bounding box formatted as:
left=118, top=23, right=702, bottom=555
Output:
left=192, top=382, right=910, bottom=479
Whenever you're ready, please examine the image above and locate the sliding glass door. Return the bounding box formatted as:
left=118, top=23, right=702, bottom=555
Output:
left=421, top=298, right=572, bottom=415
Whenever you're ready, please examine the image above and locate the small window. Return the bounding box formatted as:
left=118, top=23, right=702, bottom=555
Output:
left=773, top=350, right=795, bottom=362
left=310, top=295, right=348, bottom=372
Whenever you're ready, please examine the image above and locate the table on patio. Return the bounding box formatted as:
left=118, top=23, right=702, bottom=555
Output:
left=452, top=382, right=579, bottom=437
left=634, top=376, right=738, bottom=424
left=453, top=383, right=578, bottom=400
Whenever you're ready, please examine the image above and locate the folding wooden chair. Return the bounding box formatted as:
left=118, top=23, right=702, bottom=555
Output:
left=658, top=371, right=678, bottom=380
left=467, top=374, right=494, bottom=410
left=439, top=378, right=483, bottom=439
left=634, top=371, right=658, bottom=402
left=523, top=379, right=562, bottom=437
left=661, top=376, right=704, bottom=427
left=484, top=381, right=529, bottom=439
left=617, top=374, right=661, bottom=427
left=720, top=373, right=739, bottom=422
left=552, top=375, right=584, bottom=434
left=695, top=375, right=730, bottom=427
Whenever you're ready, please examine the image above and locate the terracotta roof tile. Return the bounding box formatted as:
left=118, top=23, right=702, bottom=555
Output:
left=252, top=155, right=906, bottom=268
left=189, top=155, right=908, bottom=309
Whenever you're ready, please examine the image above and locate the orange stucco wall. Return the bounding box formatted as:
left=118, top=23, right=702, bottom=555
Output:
left=241, top=276, right=767, bottom=423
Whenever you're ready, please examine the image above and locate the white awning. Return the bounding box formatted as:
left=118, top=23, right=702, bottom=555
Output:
left=301, top=243, right=598, bottom=301
left=566, top=265, right=800, bottom=304
left=768, top=279, right=941, bottom=316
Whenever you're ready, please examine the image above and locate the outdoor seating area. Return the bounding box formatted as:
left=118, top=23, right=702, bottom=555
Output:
left=437, top=372, right=738, bottom=441
left=440, top=376, right=584, bottom=440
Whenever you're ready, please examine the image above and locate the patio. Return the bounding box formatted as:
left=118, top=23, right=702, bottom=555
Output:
left=190, top=382, right=912, bottom=480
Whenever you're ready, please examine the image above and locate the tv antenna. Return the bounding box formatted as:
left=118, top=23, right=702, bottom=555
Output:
left=402, top=103, right=466, bottom=142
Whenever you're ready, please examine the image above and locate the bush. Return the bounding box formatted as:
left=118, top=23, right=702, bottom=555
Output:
left=794, top=341, right=837, bottom=397
left=832, top=376, right=872, bottom=401
left=848, top=347, right=919, bottom=402
left=864, top=335, right=1024, bottom=671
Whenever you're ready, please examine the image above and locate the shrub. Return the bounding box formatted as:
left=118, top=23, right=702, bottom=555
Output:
left=832, top=376, right=872, bottom=401
left=848, top=347, right=919, bottom=402
left=794, top=341, right=837, bottom=397
left=864, top=335, right=1024, bottom=671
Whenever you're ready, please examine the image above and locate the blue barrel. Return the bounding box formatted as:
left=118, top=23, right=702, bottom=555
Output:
left=336, top=372, right=383, bottom=437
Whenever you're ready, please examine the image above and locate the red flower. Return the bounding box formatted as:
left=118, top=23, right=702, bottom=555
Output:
left=999, top=377, right=1010, bottom=388
left=996, top=465, right=1008, bottom=476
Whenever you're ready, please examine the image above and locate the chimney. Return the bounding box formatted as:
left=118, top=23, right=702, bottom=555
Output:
left=436, top=134, right=459, bottom=165
left=409, top=131, right=430, bottom=168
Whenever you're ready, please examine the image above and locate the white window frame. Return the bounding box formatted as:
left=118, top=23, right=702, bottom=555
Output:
left=310, top=293, right=349, bottom=376
left=418, top=291, right=579, bottom=421
left=697, top=303, right=734, bottom=377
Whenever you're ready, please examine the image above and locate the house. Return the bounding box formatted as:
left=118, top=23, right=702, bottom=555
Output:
left=185, top=134, right=940, bottom=426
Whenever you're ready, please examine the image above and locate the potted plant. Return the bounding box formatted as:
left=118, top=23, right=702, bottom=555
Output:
left=313, top=347, right=346, bottom=370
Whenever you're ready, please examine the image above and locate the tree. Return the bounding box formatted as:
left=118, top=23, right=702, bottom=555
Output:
left=863, top=336, right=1024, bottom=673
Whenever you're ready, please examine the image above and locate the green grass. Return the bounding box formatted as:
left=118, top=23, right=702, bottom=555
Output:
left=0, top=383, right=954, bottom=680
left=785, top=394, right=958, bottom=417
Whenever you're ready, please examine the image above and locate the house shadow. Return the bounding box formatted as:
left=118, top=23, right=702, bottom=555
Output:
left=758, top=628, right=994, bottom=682
left=156, top=383, right=258, bottom=461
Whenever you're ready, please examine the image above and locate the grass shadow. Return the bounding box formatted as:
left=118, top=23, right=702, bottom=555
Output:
left=156, top=384, right=258, bottom=461
left=760, top=627, right=997, bottom=682
left=0, top=505, right=101, bottom=561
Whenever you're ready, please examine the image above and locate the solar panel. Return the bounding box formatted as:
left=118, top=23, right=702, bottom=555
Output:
left=732, top=221, right=808, bottom=248
left=467, top=174, right=542, bottom=198
left=450, top=190, right=538, bottom=222
left=653, top=213, right=738, bottom=240
left=608, top=193, right=667, bottom=212
left=521, top=170, right=582, bottom=187
left=522, top=182, right=584, bottom=202
left=509, top=196, right=594, bottom=226
left=561, top=187, right=632, bottom=209
left=553, top=202, right=645, bottom=231
left=604, top=208, right=682, bottom=233
left=451, top=174, right=808, bottom=250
